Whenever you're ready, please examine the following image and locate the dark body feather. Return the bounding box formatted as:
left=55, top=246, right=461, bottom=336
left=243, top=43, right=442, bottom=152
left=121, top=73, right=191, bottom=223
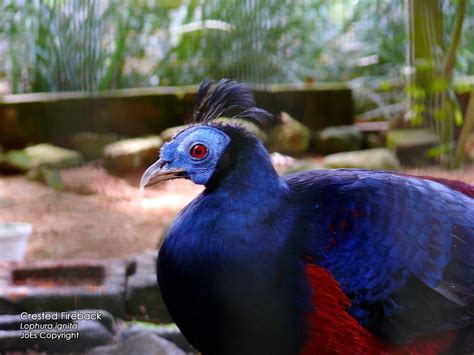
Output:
left=285, top=169, right=474, bottom=348
left=157, top=125, right=474, bottom=354
left=158, top=126, right=309, bottom=354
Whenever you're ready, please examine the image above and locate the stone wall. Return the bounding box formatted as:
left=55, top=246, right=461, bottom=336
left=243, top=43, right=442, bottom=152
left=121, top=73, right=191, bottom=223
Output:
left=0, top=83, right=353, bottom=149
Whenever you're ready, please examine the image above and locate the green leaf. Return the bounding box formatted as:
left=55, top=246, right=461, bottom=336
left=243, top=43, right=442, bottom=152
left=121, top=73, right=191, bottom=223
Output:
left=454, top=109, right=463, bottom=126
left=454, top=82, right=473, bottom=94
left=380, top=80, right=391, bottom=91
left=434, top=108, right=447, bottom=121
left=430, top=78, right=449, bottom=93
left=407, top=85, right=426, bottom=100
left=424, top=142, right=454, bottom=158
left=414, top=60, right=435, bottom=73
left=414, top=103, right=426, bottom=114
left=411, top=113, right=423, bottom=126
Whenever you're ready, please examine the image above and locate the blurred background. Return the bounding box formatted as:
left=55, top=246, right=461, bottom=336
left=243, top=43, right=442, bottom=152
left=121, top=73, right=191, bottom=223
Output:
left=0, top=1, right=473, bottom=352
left=0, top=0, right=473, bottom=90
left=1, top=1, right=474, bottom=159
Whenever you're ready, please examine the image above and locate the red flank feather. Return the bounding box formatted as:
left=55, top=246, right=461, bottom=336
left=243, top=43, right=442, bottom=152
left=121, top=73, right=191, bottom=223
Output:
left=301, top=263, right=456, bottom=355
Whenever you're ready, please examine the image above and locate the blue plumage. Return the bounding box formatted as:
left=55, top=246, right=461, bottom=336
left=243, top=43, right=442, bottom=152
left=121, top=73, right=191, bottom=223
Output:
left=141, top=79, right=474, bottom=355
left=285, top=169, right=474, bottom=339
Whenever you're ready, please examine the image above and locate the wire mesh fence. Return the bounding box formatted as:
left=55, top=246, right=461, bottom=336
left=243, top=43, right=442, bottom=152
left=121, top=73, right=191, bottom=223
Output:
left=0, top=0, right=406, bottom=93
left=0, top=0, right=472, bottom=95
left=0, top=0, right=474, bottom=168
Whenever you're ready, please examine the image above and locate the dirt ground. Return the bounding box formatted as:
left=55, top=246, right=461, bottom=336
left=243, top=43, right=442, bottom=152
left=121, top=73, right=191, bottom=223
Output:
left=0, top=164, right=202, bottom=260
left=0, top=162, right=473, bottom=261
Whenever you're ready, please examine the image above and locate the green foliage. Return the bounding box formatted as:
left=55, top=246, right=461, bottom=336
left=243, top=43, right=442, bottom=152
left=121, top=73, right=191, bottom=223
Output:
left=406, top=0, right=471, bottom=167
left=0, top=0, right=473, bottom=98
left=0, top=0, right=172, bottom=92
left=424, top=142, right=455, bottom=159
left=0, top=0, right=409, bottom=93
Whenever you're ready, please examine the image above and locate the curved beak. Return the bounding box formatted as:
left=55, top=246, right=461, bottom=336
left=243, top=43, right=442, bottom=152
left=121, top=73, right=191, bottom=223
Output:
left=140, top=159, right=188, bottom=189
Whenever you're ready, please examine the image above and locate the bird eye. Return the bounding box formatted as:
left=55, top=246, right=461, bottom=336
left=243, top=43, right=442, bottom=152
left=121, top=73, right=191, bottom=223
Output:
left=190, top=144, right=207, bottom=159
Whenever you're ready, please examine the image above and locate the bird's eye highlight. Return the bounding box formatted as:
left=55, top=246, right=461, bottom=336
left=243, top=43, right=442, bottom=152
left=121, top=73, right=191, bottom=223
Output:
left=190, top=144, right=207, bottom=159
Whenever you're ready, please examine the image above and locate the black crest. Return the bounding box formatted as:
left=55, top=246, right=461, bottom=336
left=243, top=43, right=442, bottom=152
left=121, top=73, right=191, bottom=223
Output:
left=191, top=79, right=272, bottom=127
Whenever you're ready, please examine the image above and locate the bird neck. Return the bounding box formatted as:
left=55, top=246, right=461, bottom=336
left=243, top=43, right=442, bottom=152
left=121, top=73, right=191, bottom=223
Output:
left=205, top=139, right=285, bottom=199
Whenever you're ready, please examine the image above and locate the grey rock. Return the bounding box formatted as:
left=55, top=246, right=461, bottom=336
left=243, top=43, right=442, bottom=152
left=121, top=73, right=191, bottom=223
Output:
left=281, top=159, right=323, bottom=175
left=0, top=259, right=127, bottom=318
left=386, top=129, right=439, bottom=166
left=355, top=103, right=405, bottom=122
left=0, top=298, right=16, bottom=315
left=365, top=133, right=385, bottom=149
left=0, top=144, right=83, bottom=172
left=88, top=331, right=185, bottom=355
left=72, top=131, right=120, bottom=161
left=0, top=311, right=114, bottom=353
left=268, top=112, right=311, bottom=154
left=125, top=323, right=195, bottom=354
left=270, top=153, right=322, bottom=175
left=75, top=309, right=116, bottom=334
left=64, top=319, right=114, bottom=352
left=103, top=136, right=163, bottom=172
left=126, top=251, right=172, bottom=323
left=314, top=125, right=363, bottom=155
left=270, top=152, right=295, bottom=175
left=322, top=148, right=400, bottom=170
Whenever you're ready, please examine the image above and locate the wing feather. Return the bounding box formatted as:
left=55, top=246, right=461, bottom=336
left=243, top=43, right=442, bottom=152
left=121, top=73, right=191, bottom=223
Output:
left=284, top=169, right=474, bottom=342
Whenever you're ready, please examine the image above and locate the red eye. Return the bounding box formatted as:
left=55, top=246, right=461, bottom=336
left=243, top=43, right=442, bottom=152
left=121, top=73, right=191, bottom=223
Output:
left=190, top=144, right=207, bottom=159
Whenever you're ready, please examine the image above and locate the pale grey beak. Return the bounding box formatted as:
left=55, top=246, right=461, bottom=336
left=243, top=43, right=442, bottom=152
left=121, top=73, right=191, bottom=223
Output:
left=140, top=159, right=188, bottom=189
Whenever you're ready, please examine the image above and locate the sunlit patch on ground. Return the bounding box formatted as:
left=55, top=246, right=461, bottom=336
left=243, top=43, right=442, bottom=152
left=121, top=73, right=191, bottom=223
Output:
left=0, top=166, right=202, bottom=261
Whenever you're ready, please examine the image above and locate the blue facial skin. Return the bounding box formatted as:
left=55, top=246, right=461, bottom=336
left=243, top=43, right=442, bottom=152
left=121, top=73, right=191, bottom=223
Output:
left=159, top=126, right=231, bottom=185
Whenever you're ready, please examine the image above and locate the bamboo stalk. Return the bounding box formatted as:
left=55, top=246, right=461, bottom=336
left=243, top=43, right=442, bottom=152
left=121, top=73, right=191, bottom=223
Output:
left=454, top=89, right=474, bottom=168
left=442, top=0, right=466, bottom=81
left=441, top=0, right=468, bottom=168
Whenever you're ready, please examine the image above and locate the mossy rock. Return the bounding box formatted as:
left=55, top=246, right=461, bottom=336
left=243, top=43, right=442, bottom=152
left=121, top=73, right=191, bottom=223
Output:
left=72, top=131, right=120, bottom=161
left=103, top=136, right=163, bottom=172
left=387, top=129, right=439, bottom=150
left=1, top=144, right=83, bottom=172
left=268, top=112, right=311, bottom=154
left=386, top=129, right=439, bottom=167
left=366, top=133, right=385, bottom=149
left=27, top=166, right=64, bottom=190
left=322, top=148, right=400, bottom=170
left=314, top=125, right=363, bottom=155
left=279, top=159, right=323, bottom=175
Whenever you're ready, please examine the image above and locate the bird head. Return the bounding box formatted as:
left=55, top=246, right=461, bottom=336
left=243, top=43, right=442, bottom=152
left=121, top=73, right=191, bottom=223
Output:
left=140, top=125, right=230, bottom=187
left=140, top=79, right=272, bottom=189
